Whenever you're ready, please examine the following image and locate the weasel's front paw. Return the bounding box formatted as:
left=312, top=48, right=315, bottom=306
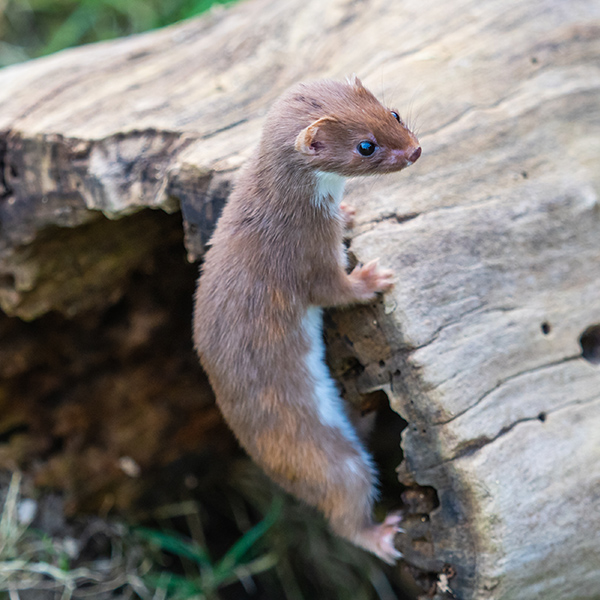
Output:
left=349, top=259, right=395, bottom=301
left=339, top=202, right=356, bottom=228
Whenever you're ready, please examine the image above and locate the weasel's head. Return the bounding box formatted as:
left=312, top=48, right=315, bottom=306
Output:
left=289, top=76, right=421, bottom=177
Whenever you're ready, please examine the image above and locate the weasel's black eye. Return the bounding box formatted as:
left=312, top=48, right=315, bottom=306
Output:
left=391, top=110, right=402, bottom=123
left=357, top=141, right=376, bottom=156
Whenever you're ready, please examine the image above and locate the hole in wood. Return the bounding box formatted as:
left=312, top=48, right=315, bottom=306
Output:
left=579, top=324, right=600, bottom=365
left=0, top=210, right=234, bottom=514
left=401, top=485, right=440, bottom=512
left=541, top=322, right=551, bottom=335
left=0, top=273, right=15, bottom=289
left=0, top=423, right=29, bottom=443
left=359, top=389, right=388, bottom=414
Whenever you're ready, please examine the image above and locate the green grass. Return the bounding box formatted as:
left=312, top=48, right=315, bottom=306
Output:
left=135, top=498, right=281, bottom=599
left=0, top=0, right=237, bottom=67
left=0, top=472, right=280, bottom=600
left=0, top=469, right=403, bottom=600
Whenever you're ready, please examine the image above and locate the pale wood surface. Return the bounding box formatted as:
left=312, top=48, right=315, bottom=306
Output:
left=1, top=0, right=599, bottom=597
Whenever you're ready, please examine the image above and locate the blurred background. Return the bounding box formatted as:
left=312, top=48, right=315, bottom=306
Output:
left=0, top=0, right=234, bottom=67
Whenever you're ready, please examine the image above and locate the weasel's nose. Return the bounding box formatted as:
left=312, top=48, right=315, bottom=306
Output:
left=408, top=146, right=421, bottom=163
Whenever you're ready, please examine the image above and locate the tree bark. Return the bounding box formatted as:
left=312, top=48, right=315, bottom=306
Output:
left=0, top=0, right=599, bottom=598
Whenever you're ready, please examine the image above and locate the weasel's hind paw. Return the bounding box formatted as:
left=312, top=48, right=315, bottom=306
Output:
left=358, top=512, right=404, bottom=565
left=374, top=512, right=404, bottom=565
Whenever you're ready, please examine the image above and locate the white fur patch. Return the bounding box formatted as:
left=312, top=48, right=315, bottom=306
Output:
left=302, top=306, right=377, bottom=484
left=345, top=456, right=363, bottom=476
left=303, top=306, right=356, bottom=435
left=313, top=171, right=346, bottom=216
left=304, top=306, right=375, bottom=455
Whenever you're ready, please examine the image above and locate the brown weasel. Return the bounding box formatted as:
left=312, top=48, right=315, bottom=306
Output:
left=193, top=76, right=421, bottom=564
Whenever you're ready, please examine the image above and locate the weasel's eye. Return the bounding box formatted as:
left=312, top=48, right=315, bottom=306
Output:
left=391, top=110, right=402, bottom=123
left=357, top=141, right=376, bottom=156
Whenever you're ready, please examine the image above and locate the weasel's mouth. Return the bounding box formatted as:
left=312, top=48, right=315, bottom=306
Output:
left=388, top=146, right=421, bottom=170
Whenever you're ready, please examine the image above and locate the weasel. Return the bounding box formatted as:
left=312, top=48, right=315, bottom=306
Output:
left=193, top=76, right=421, bottom=564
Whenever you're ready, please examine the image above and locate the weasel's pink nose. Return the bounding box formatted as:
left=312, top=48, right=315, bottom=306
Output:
left=409, top=146, right=421, bottom=163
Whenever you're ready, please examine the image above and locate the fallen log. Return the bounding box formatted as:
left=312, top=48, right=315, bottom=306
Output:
left=0, top=0, right=599, bottom=597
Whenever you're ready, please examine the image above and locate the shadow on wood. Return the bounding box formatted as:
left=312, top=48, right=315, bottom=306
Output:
left=0, top=0, right=599, bottom=598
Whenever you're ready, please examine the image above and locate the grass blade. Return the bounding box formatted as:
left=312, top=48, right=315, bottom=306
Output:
left=134, top=527, right=212, bottom=570
left=212, top=497, right=282, bottom=582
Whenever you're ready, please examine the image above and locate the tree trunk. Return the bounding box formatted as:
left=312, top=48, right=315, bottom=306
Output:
left=0, top=0, right=599, bottom=598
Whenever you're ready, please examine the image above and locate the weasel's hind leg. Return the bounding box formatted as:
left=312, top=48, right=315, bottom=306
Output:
left=322, top=448, right=403, bottom=565
left=253, top=420, right=403, bottom=564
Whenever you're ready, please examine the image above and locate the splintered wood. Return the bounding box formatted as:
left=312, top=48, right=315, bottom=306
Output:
left=0, top=0, right=599, bottom=597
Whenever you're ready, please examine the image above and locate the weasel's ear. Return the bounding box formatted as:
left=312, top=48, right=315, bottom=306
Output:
left=295, top=116, right=338, bottom=155
left=347, top=73, right=366, bottom=90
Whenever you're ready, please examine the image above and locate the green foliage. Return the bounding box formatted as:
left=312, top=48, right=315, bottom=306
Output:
left=0, top=472, right=280, bottom=599
left=135, top=497, right=281, bottom=599
left=0, top=0, right=237, bottom=67
left=0, top=463, right=405, bottom=599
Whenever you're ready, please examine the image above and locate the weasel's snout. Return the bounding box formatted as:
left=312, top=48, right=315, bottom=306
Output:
left=408, top=146, right=421, bottom=164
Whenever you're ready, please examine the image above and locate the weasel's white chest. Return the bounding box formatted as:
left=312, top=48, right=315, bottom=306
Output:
left=312, top=171, right=346, bottom=217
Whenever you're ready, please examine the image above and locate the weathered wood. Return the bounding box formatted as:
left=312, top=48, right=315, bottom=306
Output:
left=1, top=0, right=599, bottom=598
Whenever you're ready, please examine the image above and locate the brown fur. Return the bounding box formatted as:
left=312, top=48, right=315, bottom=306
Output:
left=193, top=77, right=420, bottom=563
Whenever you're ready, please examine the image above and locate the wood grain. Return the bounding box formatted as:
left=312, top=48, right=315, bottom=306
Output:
left=0, top=0, right=599, bottom=597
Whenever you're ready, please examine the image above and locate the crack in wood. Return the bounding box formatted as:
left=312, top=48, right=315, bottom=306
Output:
left=0, top=139, right=11, bottom=204
left=434, top=354, right=582, bottom=427
left=440, top=393, right=600, bottom=465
